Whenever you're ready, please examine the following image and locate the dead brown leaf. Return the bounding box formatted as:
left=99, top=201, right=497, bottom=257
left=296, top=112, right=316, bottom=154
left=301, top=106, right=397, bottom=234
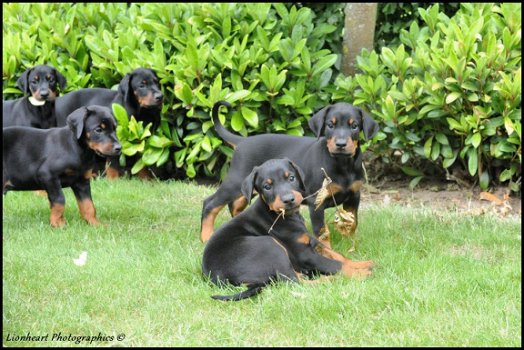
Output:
left=479, top=191, right=504, bottom=206
left=334, top=208, right=355, bottom=237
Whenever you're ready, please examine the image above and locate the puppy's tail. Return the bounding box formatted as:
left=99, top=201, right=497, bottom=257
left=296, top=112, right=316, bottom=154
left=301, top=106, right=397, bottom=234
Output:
left=212, top=101, right=244, bottom=147
left=211, top=283, right=264, bottom=301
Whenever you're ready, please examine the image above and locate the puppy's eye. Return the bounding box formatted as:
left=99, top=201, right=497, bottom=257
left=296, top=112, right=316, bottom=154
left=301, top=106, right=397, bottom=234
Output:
left=288, top=175, right=295, bottom=182
left=263, top=184, right=272, bottom=191
left=351, top=123, right=359, bottom=130
left=95, top=127, right=103, bottom=133
left=327, top=122, right=334, bottom=129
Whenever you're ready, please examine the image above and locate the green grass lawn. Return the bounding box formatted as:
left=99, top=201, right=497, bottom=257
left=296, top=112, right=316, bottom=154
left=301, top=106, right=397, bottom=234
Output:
left=2, top=178, right=521, bottom=347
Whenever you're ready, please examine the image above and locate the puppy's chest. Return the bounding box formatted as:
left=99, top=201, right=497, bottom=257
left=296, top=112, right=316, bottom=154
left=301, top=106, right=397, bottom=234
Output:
left=59, top=168, right=94, bottom=183
left=315, top=178, right=363, bottom=207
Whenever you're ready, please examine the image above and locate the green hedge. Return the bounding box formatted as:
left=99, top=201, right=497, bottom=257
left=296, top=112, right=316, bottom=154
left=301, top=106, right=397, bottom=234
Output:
left=331, top=3, right=521, bottom=191
left=374, top=3, right=460, bottom=50
left=3, top=3, right=343, bottom=179
left=3, top=3, right=521, bottom=191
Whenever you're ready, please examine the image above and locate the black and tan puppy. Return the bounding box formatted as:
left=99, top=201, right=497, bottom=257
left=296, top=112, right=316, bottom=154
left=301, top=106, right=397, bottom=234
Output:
left=202, top=158, right=373, bottom=301
left=55, top=68, right=163, bottom=130
left=201, top=101, right=379, bottom=246
left=55, top=68, right=163, bottom=178
left=3, top=64, right=67, bottom=128
left=3, top=105, right=121, bottom=227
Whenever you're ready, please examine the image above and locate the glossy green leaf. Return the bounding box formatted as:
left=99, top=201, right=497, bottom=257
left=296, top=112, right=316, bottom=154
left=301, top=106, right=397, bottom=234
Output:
left=142, top=147, right=162, bottom=166
left=401, top=166, right=424, bottom=177
left=445, top=92, right=461, bottom=104
left=467, top=148, right=478, bottom=176
left=471, top=133, right=481, bottom=148
left=409, top=176, right=424, bottom=190
left=424, top=136, right=433, bottom=158
left=131, top=158, right=145, bottom=174
left=231, top=111, right=244, bottom=132
left=241, top=107, right=258, bottom=128
left=479, top=170, right=490, bottom=190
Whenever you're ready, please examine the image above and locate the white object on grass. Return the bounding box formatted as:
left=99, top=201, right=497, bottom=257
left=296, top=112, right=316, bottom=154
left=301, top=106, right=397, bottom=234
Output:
left=73, top=251, right=88, bottom=266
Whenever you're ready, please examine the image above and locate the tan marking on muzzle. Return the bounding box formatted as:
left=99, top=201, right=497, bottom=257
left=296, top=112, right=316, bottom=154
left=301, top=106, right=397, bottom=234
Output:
left=327, top=137, right=336, bottom=153
left=293, top=190, right=304, bottom=206
left=32, top=90, right=58, bottom=101
left=270, top=190, right=303, bottom=212
left=87, top=141, right=117, bottom=156
left=269, top=195, right=284, bottom=212
left=136, top=91, right=161, bottom=107
left=345, top=138, right=357, bottom=155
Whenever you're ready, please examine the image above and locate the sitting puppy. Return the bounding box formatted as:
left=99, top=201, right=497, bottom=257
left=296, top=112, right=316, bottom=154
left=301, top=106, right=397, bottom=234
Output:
left=55, top=67, right=163, bottom=178
left=3, top=106, right=121, bottom=227
left=3, top=64, right=67, bottom=128
left=202, top=158, right=373, bottom=301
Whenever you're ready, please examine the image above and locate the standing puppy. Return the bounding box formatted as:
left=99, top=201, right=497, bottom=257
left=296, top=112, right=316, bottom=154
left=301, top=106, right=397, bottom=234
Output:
left=55, top=68, right=163, bottom=130
left=201, top=101, right=379, bottom=246
left=3, top=106, right=121, bottom=227
left=3, top=65, right=67, bottom=128
left=55, top=68, right=163, bottom=178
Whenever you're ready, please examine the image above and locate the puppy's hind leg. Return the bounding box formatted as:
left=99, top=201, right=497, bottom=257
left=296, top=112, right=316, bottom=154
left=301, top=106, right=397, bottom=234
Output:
left=201, top=183, right=243, bottom=242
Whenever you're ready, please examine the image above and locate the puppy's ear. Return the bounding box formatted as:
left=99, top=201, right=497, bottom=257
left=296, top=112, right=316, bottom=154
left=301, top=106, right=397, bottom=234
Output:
left=55, top=69, right=67, bottom=91
left=308, top=105, right=331, bottom=138
left=285, top=158, right=306, bottom=191
left=241, top=166, right=259, bottom=204
left=118, top=73, right=133, bottom=103
left=16, top=68, right=32, bottom=94
left=359, top=108, right=379, bottom=140
left=67, top=107, right=89, bottom=139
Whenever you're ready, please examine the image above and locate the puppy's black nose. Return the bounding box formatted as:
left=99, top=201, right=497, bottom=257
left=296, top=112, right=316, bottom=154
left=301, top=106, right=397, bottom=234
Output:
left=335, top=139, right=347, bottom=148
left=113, top=143, right=122, bottom=154
left=281, top=194, right=295, bottom=204
left=40, top=90, right=49, bottom=98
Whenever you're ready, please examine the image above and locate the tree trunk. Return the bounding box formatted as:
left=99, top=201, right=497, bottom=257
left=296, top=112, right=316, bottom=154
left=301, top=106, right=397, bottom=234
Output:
left=341, top=3, right=378, bottom=76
